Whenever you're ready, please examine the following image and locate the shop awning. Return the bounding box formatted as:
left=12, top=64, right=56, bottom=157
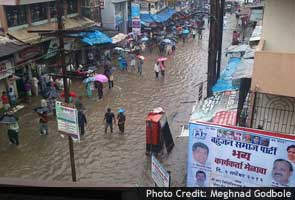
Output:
left=112, top=33, right=127, bottom=44
left=8, top=17, right=96, bottom=44
left=80, top=31, right=112, bottom=46
left=0, top=36, right=28, bottom=57
left=140, top=8, right=176, bottom=24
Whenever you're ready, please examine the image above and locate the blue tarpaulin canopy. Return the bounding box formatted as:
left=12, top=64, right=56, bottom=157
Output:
left=212, top=57, right=241, bottom=93
left=80, top=31, right=112, bottom=46
left=140, top=8, right=176, bottom=23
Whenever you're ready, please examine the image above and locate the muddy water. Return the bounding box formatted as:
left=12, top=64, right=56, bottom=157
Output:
left=0, top=15, right=235, bottom=186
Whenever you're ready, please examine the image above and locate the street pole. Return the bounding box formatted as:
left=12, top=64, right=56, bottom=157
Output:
left=56, top=0, right=77, bottom=182
left=207, top=0, right=218, bottom=97
left=216, top=0, right=225, bottom=80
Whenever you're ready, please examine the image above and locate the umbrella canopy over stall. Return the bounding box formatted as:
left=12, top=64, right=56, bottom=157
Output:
left=112, top=33, right=128, bottom=44
left=0, top=114, right=18, bottom=124
left=60, top=91, right=77, bottom=98
left=94, top=74, right=108, bottom=83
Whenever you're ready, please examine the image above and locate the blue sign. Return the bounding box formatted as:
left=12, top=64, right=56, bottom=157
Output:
left=131, top=3, right=140, bottom=18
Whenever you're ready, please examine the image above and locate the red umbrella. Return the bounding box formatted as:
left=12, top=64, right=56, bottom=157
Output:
left=60, top=91, right=77, bottom=98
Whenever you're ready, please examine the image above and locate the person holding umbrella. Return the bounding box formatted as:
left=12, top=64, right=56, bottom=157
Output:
left=0, top=109, right=20, bottom=145
left=117, top=108, right=126, bottom=134
left=95, top=81, right=103, bottom=100
left=137, top=56, right=144, bottom=76
left=160, top=60, right=166, bottom=77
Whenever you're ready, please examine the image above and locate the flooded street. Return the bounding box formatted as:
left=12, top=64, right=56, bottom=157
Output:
left=0, top=15, right=235, bottom=186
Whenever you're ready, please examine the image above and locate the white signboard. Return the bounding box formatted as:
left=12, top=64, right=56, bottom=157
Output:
left=56, top=101, right=80, bottom=140
left=151, top=154, right=170, bottom=187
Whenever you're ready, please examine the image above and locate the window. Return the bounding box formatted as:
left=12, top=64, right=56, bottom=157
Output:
left=67, top=0, right=78, bottom=14
left=5, top=5, right=27, bottom=27
left=49, top=1, right=57, bottom=18
left=31, top=3, right=47, bottom=22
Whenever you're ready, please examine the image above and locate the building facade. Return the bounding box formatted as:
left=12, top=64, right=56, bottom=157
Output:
left=247, top=0, right=295, bottom=134
left=101, top=0, right=128, bottom=33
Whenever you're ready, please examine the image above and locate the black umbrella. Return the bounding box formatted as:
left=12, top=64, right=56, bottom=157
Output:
left=0, top=114, right=18, bottom=124
left=34, top=107, right=49, bottom=114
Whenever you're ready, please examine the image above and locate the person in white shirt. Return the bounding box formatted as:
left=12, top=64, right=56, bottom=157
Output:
left=130, top=56, right=136, bottom=72
left=154, top=62, right=160, bottom=79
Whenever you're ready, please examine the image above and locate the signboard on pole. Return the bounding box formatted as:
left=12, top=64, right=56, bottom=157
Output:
left=56, top=101, right=80, bottom=140
left=187, top=121, right=295, bottom=187
left=131, top=3, right=141, bottom=35
left=151, top=154, right=170, bottom=187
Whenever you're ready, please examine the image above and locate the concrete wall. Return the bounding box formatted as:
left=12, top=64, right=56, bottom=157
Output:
left=101, top=0, right=128, bottom=33
left=251, top=49, right=295, bottom=97
left=262, top=0, right=295, bottom=53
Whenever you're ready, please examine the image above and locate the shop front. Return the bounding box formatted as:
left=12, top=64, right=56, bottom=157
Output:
left=0, top=58, right=16, bottom=110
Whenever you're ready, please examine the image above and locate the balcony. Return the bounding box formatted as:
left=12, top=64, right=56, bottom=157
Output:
left=251, top=39, right=295, bottom=98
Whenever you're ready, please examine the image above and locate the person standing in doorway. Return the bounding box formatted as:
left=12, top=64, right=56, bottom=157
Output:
left=154, top=62, right=160, bottom=79
left=104, top=108, right=116, bottom=134
left=117, top=111, right=126, bottom=134
left=78, top=110, right=87, bottom=136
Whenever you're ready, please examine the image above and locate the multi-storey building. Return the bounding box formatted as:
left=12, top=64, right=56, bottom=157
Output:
left=247, top=0, right=295, bottom=134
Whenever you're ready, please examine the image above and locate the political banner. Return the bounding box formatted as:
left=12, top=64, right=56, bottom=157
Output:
left=187, top=122, right=295, bottom=187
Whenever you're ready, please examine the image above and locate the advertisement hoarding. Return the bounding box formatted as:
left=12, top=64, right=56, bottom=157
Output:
left=187, top=122, right=295, bottom=187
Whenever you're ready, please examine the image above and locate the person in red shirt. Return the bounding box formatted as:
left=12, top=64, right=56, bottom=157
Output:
left=1, top=91, right=10, bottom=111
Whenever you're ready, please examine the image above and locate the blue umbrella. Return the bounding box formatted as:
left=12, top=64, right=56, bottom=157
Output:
left=118, top=108, right=125, bottom=113
left=83, top=77, right=95, bottom=84
left=182, top=29, right=190, bottom=34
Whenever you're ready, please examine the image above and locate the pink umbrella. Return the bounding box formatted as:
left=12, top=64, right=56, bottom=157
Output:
left=157, top=57, right=168, bottom=62
left=94, top=74, right=108, bottom=83
left=137, top=55, right=145, bottom=60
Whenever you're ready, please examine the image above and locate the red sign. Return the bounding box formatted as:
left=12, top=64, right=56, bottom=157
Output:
left=15, top=45, right=43, bottom=65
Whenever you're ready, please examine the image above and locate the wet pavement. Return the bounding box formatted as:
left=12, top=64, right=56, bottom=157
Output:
left=0, top=14, right=236, bottom=186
